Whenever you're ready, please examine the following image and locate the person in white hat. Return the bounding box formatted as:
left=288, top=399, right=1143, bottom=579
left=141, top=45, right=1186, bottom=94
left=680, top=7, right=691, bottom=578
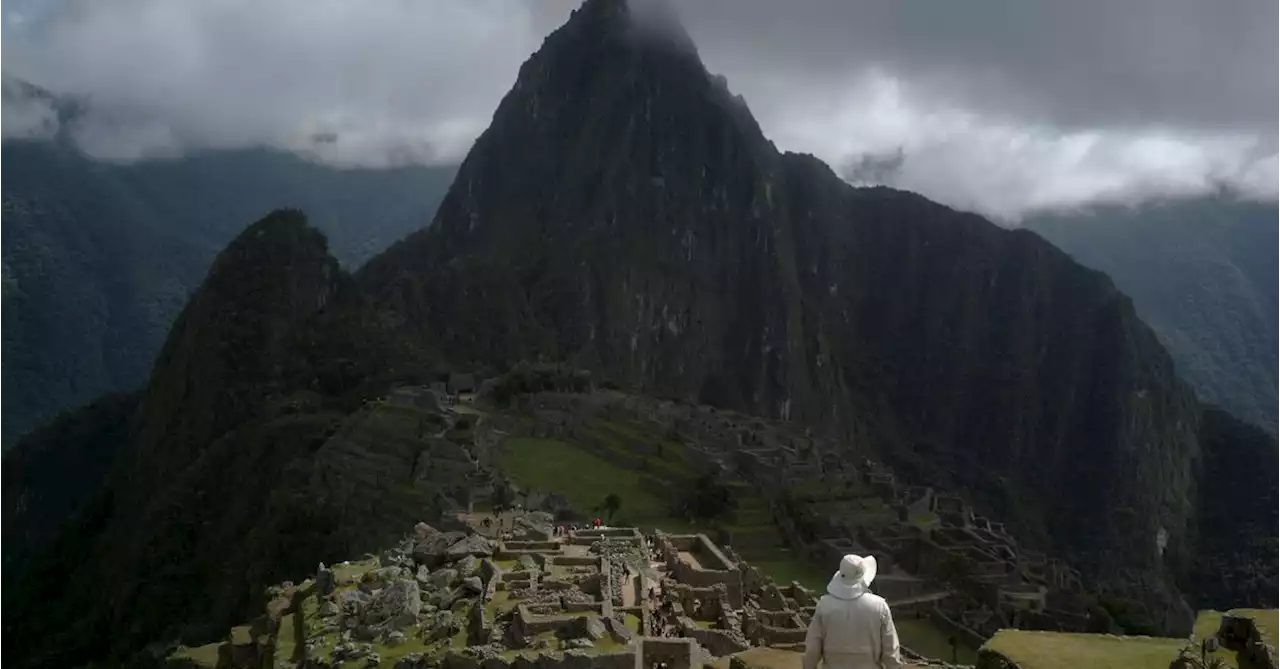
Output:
left=803, top=554, right=902, bottom=669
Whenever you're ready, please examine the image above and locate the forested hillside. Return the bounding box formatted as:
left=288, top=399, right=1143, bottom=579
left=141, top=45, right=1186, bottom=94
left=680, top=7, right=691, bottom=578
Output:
left=1028, top=198, right=1278, bottom=434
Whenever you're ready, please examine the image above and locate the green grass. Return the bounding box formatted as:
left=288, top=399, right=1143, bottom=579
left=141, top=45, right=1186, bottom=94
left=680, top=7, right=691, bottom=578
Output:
left=578, top=422, right=692, bottom=482
left=895, top=618, right=977, bottom=664
left=498, top=437, right=699, bottom=533
left=742, top=548, right=828, bottom=592
left=981, top=629, right=1185, bottom=669
left=168, top=642, right=223, bottom=668
left=1193, top=611, right=1234, bottom=665
left=332, top=557, right=379, bottom=584
left=625, top=612, right=642, bottom=633
left=485, top=590, right=515, bottom=618
left=370, top=633, right=434, bottom=663
left=275, top=612, right=299, bottom=662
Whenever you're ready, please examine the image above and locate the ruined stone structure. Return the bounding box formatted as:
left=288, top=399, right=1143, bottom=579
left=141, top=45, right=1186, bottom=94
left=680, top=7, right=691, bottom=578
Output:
left=507, top=390, right=1099, bottom=653
left=170, top=517, right=877, bottom=669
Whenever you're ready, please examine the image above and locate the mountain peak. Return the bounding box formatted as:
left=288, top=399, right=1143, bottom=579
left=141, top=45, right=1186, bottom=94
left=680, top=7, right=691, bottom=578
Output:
left=364, top=0, right=768, bottom=266
left=564, top=0, right=695, bottom=54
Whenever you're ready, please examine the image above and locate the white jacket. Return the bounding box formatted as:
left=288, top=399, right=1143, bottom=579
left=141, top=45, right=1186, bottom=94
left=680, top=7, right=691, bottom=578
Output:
left=803, top=592, right=903, bottom=669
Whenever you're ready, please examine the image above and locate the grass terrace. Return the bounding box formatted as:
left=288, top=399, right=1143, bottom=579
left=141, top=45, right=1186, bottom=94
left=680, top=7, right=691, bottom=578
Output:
left=980, top=629, right=1185, bottom=669
left=168, top=642, right=222, bottom=668
left=895, top=618, right=977, bottom=665
left=498, top=437, right=700, bottom=533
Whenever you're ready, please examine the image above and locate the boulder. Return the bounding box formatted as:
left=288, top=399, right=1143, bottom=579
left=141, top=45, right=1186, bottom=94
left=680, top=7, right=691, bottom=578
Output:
left=316, top=563, right=336, bottom=595
left=429, top=569, right=459, bottom=589
left=447, top=535, right=496, bottom=560
left=571, top=616, right=606, bottom=641
left=517, top=555, right=540, bottom=573
left=415, top=522, right=441, bottom=542
left=415, top=531, right=467, bottom=567
left=364, top=580, right=422, bottom=627
left=456, top=555, right=480, bottom=577
left=602, top=616, right=635, bottom=643
left=319, top=600, right=341, bottom=617
left=461, top=577, right=484, bottom=595
left=385, top=630, right=408, bottom=647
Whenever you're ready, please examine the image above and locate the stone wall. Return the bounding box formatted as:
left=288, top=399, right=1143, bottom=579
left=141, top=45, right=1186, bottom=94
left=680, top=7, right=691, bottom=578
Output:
left=637, top=638, right=702, bottom=669
left=928, top=608, right=987, bottom=651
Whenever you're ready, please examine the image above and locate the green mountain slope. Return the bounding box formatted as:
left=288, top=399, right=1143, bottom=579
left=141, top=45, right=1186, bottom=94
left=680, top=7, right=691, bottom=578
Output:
left=1, top=139, right=456, bottom=443
left=1027, top=198, right=1278, bottom=434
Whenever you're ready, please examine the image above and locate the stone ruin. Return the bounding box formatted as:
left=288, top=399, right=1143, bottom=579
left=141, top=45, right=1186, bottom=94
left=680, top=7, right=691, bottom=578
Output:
left=169, top=515, right=867, bottom=669
left=1169, top=611, right=1279, bottom=669
left=502, top=389, right=1106, bottom=657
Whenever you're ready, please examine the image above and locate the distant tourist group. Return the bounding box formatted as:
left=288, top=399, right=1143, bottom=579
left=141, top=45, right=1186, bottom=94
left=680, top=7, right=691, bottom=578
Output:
left=552, top=517, right=605, bottom=536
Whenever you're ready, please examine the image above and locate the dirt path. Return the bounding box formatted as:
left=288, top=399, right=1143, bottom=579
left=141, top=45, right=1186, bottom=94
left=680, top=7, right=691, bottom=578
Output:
left=621, top=569, right=637, bottom=607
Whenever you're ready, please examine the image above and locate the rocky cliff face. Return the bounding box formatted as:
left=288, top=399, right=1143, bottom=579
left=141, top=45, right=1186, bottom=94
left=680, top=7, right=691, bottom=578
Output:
left=1186, top=406, right=1279, bottom=610
left=361, top=0, right=1202, bottom=631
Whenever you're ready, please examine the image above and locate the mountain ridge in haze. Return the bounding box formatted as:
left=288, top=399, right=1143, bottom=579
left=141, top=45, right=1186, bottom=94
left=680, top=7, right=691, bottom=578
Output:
left=1, top=136, right=456, bottom=443
left=1027, top=197, right=1278, bottom=435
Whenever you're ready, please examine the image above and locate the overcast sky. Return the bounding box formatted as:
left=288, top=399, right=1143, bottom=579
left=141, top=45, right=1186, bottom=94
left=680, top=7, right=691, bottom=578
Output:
left=2, top=0, right=1276, bottom=221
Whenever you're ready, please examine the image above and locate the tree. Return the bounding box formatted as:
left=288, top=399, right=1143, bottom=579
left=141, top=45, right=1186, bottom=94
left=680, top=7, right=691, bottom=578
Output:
left=602, top=493, right=622, bottom=522
left=677, top=472, right=737, bottom=521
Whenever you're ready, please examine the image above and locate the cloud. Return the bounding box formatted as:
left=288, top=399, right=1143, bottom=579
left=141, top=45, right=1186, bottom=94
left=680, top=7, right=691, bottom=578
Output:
left=3, top=0, right=543, bottom=167
left=1, top=76, right=59, bottom=140
left=2, top=0, right=1276, bottom=218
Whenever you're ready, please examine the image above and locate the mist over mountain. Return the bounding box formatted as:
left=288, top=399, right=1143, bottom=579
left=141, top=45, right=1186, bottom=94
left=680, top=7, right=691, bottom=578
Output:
left=1027, top=197, right=1278, bottom=435
left=1, top=135, right=455, bottom=443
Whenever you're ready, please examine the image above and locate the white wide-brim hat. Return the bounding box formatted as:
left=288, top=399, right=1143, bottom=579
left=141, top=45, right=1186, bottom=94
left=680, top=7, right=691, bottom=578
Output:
left=826, top=553, right=877, bottom=599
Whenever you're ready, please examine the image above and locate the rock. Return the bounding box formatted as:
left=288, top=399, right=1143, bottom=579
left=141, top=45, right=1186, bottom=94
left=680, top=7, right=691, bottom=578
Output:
left=416, top=564, right=432, bottom=585
left=565, top=638, right=594, bottom=650
left=341, top=589, right=370, bottom=604
left=430, top=568, right=459, bottom=589
left=319, top=600, right=341, bottom=617
left=415, top=522, right=440, bottom=542
left=415, top=531, right=466, bottom=567
left=364, top=579, right=422, bottom=627
left=447, top=535, right=496, bottom=560
left=385, top=630, right=407, bottom=647
left=581, top=616, right=604, bottom=642
left=602, top=616, right=635, bottom=643
left=456, top=555, right=480, bottom=577
left=517, top=554, right=540, bottom=573
left=316, top=563, right=336, bottom=595
left=429, top=587, right=458, bottom=608
left=381, top=547, right=412, bottom=569
left=461, top=576, right=484, bottom=595
left=395, top=653, right=427, bottom=669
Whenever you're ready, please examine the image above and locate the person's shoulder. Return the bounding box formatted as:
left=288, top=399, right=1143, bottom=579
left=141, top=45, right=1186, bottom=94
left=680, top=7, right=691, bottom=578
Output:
left=863, top=592, right=891, bottom=609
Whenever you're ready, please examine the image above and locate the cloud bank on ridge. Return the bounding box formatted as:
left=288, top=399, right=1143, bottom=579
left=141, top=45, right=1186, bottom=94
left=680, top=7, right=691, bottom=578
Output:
left=3, top=0, right=1275, bottom=220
